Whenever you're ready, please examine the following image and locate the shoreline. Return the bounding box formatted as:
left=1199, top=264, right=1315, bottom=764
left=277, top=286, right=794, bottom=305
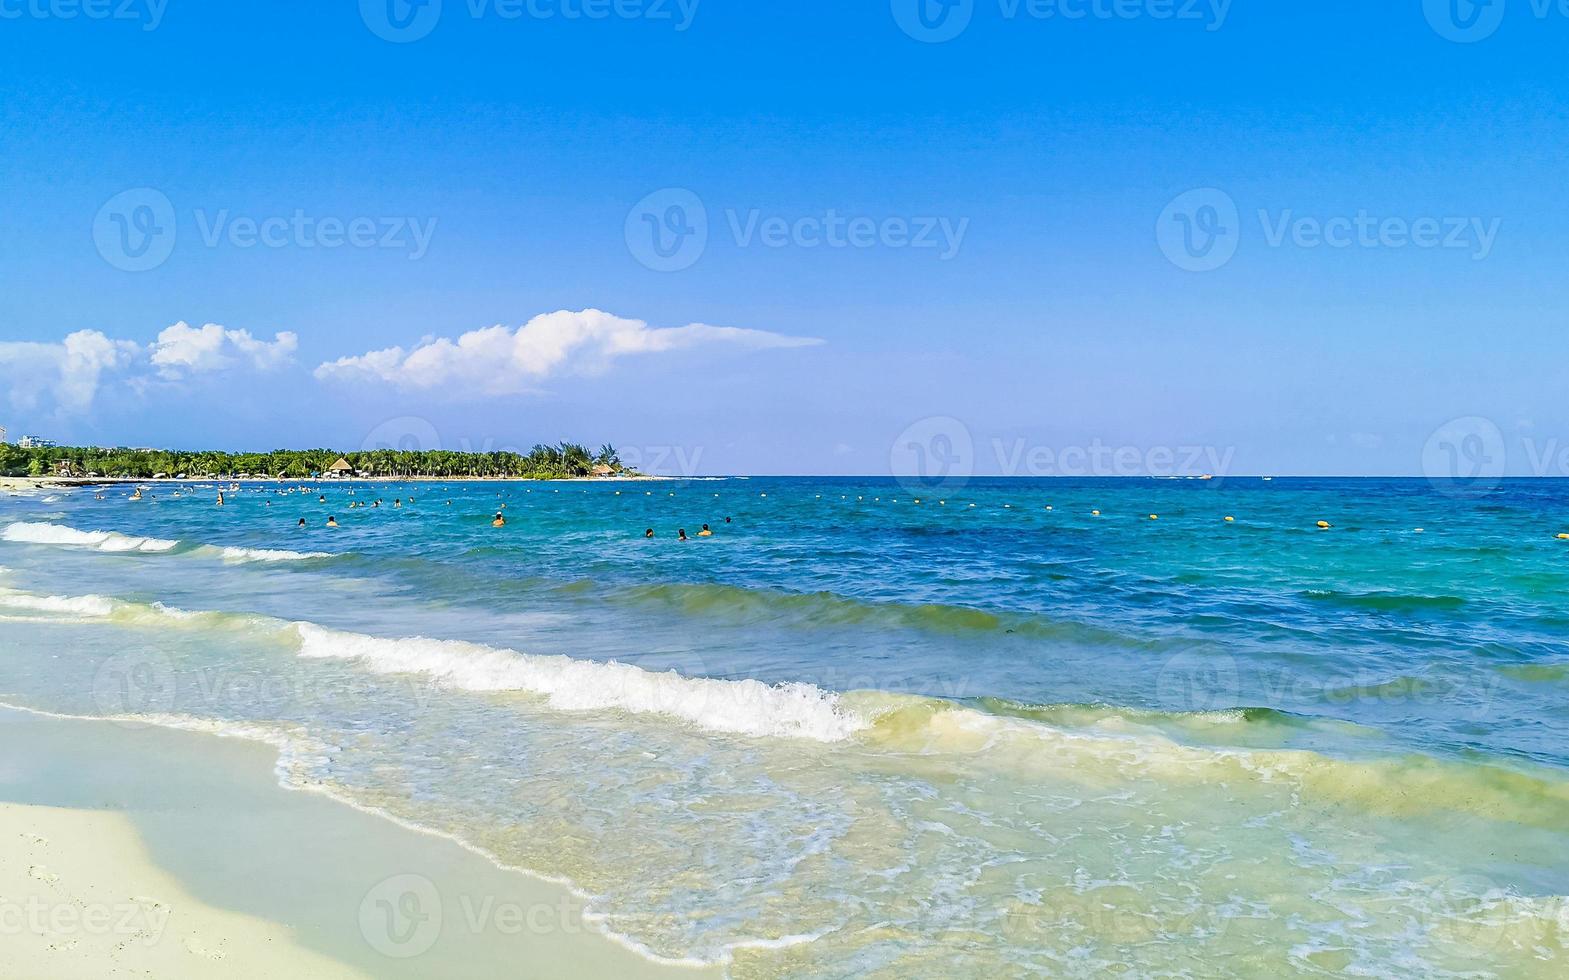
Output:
left=0, top=706, right=718, bottom=979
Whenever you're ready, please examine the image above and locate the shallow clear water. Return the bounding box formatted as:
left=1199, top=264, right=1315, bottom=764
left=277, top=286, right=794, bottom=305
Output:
left=1, top=477, right=1566, bottom=976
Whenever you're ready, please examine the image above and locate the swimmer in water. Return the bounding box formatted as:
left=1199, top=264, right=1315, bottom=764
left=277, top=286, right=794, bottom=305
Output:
left=492, top=512, right=506, bottom=527
left=319, top=495, right=326, bottom=503
left=217, top=492, right=225, bottom=506
left=644, top=528, right=655, bottom=538
left=298, top=518, right=307, bottom=527
left=678, top=529, right=689, bottom=542
left=326, top=516, right=339, bottom=528
left=724, top=517, right=732, bottom=524
left=698, top=524, right=713, bottom=537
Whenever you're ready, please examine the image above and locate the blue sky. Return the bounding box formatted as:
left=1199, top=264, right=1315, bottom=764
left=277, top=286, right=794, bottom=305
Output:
left=1, top=0, right=1565, bottom=477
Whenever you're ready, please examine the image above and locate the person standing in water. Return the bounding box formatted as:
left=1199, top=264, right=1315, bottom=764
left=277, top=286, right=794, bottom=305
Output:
left=698, top=524, right=713, bottom=537
left=326, top=516, right=339, bottom=528
left=492, top=512, right=506, bottom=527
left=677, top=529, right=689, bottom=542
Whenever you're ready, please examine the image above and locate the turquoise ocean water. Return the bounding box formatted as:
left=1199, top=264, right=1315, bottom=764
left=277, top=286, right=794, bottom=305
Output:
left=1, top=476, right=1567, bottom=976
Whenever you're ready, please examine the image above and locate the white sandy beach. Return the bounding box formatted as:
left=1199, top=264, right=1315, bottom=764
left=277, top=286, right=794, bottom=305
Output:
left=0, top=803, right=366, bottom=978
left=0, top=708, right=718, bottom=979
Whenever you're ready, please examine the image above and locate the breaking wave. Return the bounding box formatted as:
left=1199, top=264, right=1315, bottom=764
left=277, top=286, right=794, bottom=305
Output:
left=292, top=623, right=868, bottom=742
left=1, top=521, right=178, bottom=553
left=1, top=522, right=333, bottom=563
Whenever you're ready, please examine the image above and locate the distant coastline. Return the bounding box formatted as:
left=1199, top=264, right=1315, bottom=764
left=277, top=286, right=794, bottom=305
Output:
left=0, top=474, right=672, bottom=494
left=0, top=443, right=643, bottom=483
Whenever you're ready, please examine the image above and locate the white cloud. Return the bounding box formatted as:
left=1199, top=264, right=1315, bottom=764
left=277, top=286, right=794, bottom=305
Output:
left=0, top=330, right=138, bottom=413
left=315, top=309, right=822, bottom=394
left=0, top=321, right=298, bottom=416
left=149, top=322, right=298, bottom=378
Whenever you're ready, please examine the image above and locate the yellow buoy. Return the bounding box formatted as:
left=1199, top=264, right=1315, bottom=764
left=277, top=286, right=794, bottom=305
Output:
left=1091, top=510, right=1101, bottom=516
left=1224, top=516, right=1235, bottom=522
left=1558, top=533, right=1569, bottom=540
left=1149, top=514, right=1158, bottom=520
left=1317, top=521, right=1332, bottom=529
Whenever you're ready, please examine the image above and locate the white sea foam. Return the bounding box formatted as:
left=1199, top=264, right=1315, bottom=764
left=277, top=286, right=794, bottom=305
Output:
left=1, top=523, right=335, bottom=563
left=1, top=522, right=179, bottom=553
left=292, top=623, right=868, bottom=742
left=0, top=591, right=116, bottom=617
left=213, top=546, right=334, bottom=563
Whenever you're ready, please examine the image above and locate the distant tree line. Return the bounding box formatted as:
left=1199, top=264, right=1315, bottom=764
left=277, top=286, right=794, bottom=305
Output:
left=0, top=442, right=627, bottom=480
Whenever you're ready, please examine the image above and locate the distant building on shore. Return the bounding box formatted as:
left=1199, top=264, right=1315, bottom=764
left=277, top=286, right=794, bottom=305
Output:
left=16, top=436, right=55, bottom=449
